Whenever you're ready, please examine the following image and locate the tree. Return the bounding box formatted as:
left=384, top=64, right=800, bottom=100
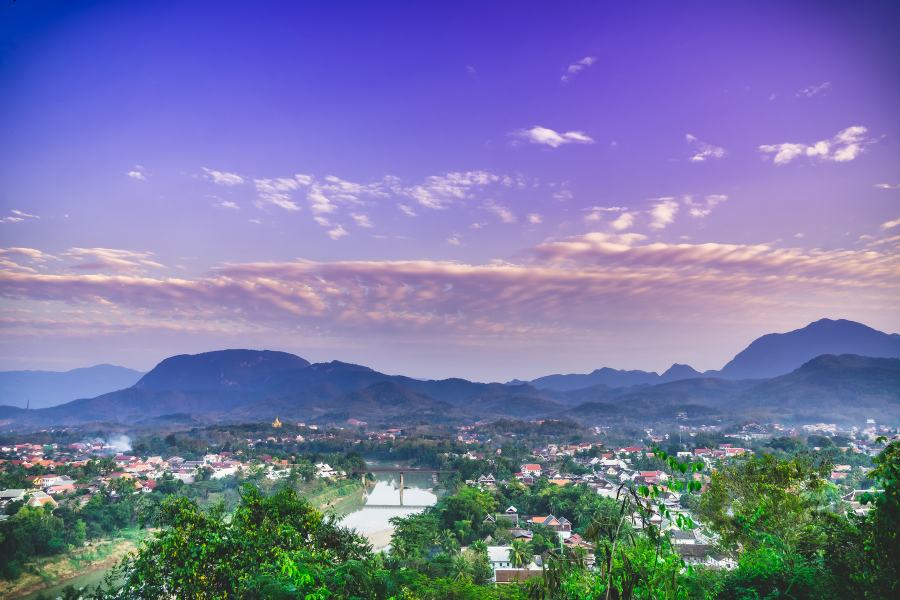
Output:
left=852, top=440, right=900, bottom=598
left=699, top=453, right=829, bottom=553
left=0, top=505, right=67, bottom=579
left=69, top=519, right=87, bottom=548
left=102, top=484, right=388, bottom=598
left=508, top=540, right=532, bottom=568
left=440, top=528, right=461, bottom=556
left=466, top=542, right=494, bottom=585
left=697, top=453, right=845, bottom=598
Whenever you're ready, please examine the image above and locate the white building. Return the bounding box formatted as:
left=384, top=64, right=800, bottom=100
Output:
left=487, top=546, right=514, bottom=569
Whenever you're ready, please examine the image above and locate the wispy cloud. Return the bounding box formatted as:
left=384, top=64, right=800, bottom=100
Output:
left=685, top=134, right=726, bottom=162
left=610, top=212, right=635, bottom=231
left=405, top=171, right=503, bottom=209
left=0, top=247, right=53, bottom=262
left=397, top=203, right=417, bottom=217
left=254, top=177, right=304, bottom=211
left=223, top=169, right=542, bottom=237
left=684, top=194, right=727, bottom=218
left=127, top=165, right=147, bottom=181
left=447, top=235, right=461, bottom=246
left=514, top=126, right=594, bottom=148
left=881, top=217, right=900, bottom=230
left=534, top=232, right=899, bottom=285
left=483, top=199, right=516, bottom=223
left=759, top=125, right=873, bottom=165
left=213, top=199, right=239, bottom=210
left=63, top=248, right=165, bottom=273
left=327, top=224, right=348, bottom=240
left=875, top=183, right=900, bottom=190
left=351, top=213, right=373, bottom=228
left=796, top=81, right=831, bottom=98
left=561, top=56, right=596, bottom=83
left=0, top=209, right=40, bottom=224
left=553, top=189, right=574, bottom=202
left=4, top=237, right=895, bottom=344
left=649, top=198, right=679, bottom=230
left=527, top=213, right=543, bottom=225
left=585, top=206, right=627, bottom=224
left=0, top=247, right=55, bottom=272
left=203, top=167, right=245, bottom=186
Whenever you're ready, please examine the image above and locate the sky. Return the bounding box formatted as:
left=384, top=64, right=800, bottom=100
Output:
left=1, top=0, right=898, bottom=381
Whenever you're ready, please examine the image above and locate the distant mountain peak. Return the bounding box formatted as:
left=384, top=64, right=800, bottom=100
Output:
left=660, top=363, right=701, bottom=382
left=718, top=318, right=900, bottom=380
left=135, top=349, right=310, bottom=391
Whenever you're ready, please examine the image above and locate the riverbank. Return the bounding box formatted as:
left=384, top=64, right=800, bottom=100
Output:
left=339, top=470, right=439, bottom=552
left=0, top=528, right=149, bottom=600
left=365, top=527, right=394, bottom=551
left=303, top=477, right=372, bottom=516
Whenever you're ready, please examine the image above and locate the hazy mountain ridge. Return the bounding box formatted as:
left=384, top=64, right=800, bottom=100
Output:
left=522, top=319, right=900, bottom=390
left=1, top=320, right=898, bottom=430
left=1, top=354, right=897, bottom=431
left=561, top=354, right=900, bottom=425
left=719, top=319, right=900, bottom=379
left=0, top=364, right=144, bottom=409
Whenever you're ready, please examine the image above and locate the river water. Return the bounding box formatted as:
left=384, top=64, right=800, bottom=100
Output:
left=18, top=467, right=436, bottom=598
left=18, top=567, right=112, bottom=600
left=340, top=469, right=438, bottom=550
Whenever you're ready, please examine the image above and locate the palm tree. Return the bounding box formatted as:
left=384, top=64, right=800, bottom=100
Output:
left=509, top=539, right=532, bottom=568
left=452, top=554, right=472, bottom=582
left=439, top=528, right=460, bottom=555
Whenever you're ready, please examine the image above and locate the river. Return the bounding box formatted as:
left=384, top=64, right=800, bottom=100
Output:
left=18, top=567, right=113, bottom=600
left=15, top=466, right=436, bottom=598
left=340, top=467, right=438, bottom=550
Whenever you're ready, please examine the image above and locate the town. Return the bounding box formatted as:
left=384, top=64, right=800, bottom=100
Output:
left=1, top=414, right=893, bottom=596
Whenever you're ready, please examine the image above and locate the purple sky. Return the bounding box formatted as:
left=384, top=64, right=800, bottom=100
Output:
left=1, top=0, right=898, bottom=381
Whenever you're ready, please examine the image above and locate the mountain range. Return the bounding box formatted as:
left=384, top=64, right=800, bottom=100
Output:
left=516, top=319, right=900, bottom=390
left=0, top=319, right=898, bottom=431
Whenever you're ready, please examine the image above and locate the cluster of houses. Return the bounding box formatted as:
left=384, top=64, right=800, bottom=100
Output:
left=461, top=426, right=898, bottom=580
left=0, top=487, right=59, bottom=513
left=0, top=441, right=347, bottom=521
left=464, top=445, right=756, bottom=578
left=478, top=506, right=593, bottom=584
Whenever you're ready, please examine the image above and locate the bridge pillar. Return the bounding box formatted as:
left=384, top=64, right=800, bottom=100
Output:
left=399, top=471, right=404, bottom=506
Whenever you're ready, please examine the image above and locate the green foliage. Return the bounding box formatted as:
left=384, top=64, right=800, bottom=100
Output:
left=854, top=440, right=900, bottom=598
left=716, top=544, right=827, bottom=599
left=508, top=540, right=532, bottom=568
left=699, top=454, right=829, bottom=552
left=6, top=437, right=897, bottom=599
left=0, top=505, right=67, bottom=579
left=104, top=484, right=389, bottom=598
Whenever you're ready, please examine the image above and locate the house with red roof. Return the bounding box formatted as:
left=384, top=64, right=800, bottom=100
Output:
left=520, top=464, right=542, bottom=477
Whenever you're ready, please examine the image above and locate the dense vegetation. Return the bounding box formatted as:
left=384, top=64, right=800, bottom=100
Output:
left=48, top=441, right=895, bottom=599
left=0, top=450, right=366, bottom=582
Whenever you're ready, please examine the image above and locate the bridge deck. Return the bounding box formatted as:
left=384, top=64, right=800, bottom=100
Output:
left=362, top=504, right=432, bottom=509
left=353, top=467, right=452, bottom=473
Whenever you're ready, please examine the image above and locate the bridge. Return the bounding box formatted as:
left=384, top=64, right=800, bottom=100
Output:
left=352, top=466, right=454, bottom=507
left=362, top=503, right=433, bottom=509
